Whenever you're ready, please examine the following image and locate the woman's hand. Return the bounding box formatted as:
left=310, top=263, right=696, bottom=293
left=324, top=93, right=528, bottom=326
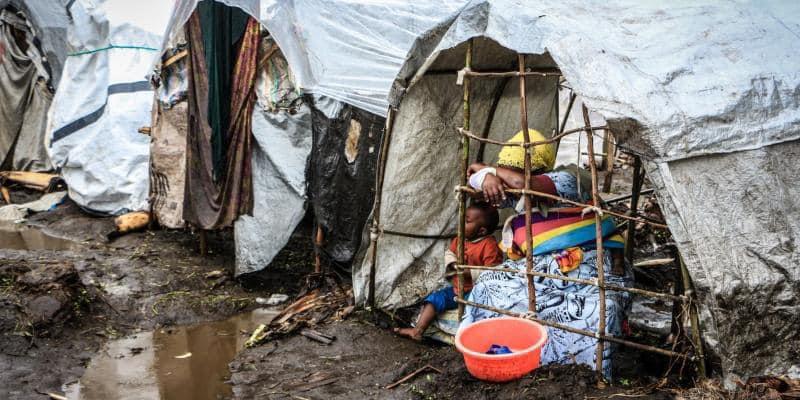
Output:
left=467, top=162, right=487, bottom=178
left=482, top=173, right=506, bottom=206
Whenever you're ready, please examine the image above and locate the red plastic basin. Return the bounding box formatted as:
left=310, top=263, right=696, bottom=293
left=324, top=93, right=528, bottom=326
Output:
left=455, top=317, right=548, bottom=382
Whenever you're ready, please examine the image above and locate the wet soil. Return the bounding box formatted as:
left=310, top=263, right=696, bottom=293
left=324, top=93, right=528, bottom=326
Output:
left=65, top=308, right=280, bottom=400
left=0, top=199, right=313, bottom=399
left=0, top=221, right=79, bottom=251
left=229, top=315, right=675, bottom=400
left=1, top=169, right=693, bottom=400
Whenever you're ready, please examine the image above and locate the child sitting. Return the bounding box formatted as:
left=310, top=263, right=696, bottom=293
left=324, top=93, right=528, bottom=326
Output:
left=395, top=202, right=503, bottom=340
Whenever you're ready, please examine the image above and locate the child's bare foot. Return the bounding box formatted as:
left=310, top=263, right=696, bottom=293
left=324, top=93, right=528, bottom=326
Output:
left=393, top=327, right=422, bottom=341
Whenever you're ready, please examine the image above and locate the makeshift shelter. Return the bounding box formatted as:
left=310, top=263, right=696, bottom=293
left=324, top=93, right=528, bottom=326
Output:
left=352, top=0, right=800, bottom=386
left=46, top=0, right=172, bottom=215
left=0, top=0, right=68, bottom=172
left=153, top=0, right=465, bottom=275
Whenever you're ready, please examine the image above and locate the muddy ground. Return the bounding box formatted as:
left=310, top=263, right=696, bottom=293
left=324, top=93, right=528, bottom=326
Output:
left=230, top=316, right=679, bottom=400
left=0, top=198, right=312, bottom=399
left=0, top=171, right=708, bottom=400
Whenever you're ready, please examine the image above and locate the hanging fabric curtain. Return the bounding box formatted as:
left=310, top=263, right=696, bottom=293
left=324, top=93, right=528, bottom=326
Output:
left=183, top=8, right=257, bottom=229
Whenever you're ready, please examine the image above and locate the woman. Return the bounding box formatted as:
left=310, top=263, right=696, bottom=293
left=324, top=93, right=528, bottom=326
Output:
left=463, top=129, right=632, bottom=379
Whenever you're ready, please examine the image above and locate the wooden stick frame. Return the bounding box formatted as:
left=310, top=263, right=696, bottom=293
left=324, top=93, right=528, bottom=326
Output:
left=453, top=48, right=703, bottom=384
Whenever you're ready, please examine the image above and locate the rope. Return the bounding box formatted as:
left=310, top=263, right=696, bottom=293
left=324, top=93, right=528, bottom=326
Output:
left=68, top=44, right=158, bottom=57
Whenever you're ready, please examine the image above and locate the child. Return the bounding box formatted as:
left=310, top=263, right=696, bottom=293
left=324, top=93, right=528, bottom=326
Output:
left=395, top=202, right=503, bottom=340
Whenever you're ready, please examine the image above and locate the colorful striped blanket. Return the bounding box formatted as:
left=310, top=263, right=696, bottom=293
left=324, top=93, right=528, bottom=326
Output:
left=500, top=207, right=624, bottom=260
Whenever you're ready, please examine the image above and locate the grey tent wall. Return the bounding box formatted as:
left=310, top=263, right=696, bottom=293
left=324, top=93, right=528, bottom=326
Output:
left=0, top=0, right=68, bottom=88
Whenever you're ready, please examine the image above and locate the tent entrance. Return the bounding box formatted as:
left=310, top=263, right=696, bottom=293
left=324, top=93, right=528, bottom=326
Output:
left=364, top=37, right=707, bottom=383
left=451, top=40, right=705, bottom=383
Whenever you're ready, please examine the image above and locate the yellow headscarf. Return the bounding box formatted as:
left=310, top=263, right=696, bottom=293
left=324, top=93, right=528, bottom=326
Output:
left=497, top=129, right=556, bottom=172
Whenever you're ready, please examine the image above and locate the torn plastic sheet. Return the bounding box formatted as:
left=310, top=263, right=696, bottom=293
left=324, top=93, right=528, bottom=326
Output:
left=308, top=100, right=384, bottom=270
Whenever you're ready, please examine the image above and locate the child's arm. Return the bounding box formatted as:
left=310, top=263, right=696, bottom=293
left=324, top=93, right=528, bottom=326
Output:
left=444, top=248, right=458, bottom=279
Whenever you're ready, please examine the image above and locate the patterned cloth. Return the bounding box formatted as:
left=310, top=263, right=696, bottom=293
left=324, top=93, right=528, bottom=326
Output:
left=462, top=253, right=633, bottom=378
left=183, top=13, right=258, bottom=229
left=462, top=168, right=633, bottom=378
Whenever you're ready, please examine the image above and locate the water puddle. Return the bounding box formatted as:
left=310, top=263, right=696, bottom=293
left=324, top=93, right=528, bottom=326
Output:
left=64, top=308, right=279, bottom=400
left=0, top=221, right=78, bottom=251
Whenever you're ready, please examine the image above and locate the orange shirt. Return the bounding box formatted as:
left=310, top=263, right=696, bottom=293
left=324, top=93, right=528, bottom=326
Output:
left=449, top=236, right=503, bottom=293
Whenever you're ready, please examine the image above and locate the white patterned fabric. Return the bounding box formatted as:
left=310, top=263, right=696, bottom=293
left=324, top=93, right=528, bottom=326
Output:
left=462, top=253, right=633, bottom=378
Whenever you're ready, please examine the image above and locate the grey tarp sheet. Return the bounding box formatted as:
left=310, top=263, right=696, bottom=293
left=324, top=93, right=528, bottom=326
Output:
left=47, top=0, right=172, bottom=215
left=233, top=30, right=312, bottom=276
left=364, top=0, right=800, bottom=385
left=354, top=45, right=559, bottom=308
left=0, top=0, right=68, bottom=87
left=0, top=8, right=55, bottom=171
left=233, top=102, right=311, bottom=275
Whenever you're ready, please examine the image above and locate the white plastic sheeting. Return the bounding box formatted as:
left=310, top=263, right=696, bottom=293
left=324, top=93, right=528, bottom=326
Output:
left=161, top=0, right=467, bottom=117
left=234, top=82, right=312, bottom=276
left=362, top=0, right=800, bottom=385
left=47, top=0, right=172, bottom=214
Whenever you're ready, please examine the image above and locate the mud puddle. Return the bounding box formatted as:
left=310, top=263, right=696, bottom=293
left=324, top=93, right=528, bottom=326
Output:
left=0, top=221, right=78, bottom=250
left=64, top=308, right=279, bottom=400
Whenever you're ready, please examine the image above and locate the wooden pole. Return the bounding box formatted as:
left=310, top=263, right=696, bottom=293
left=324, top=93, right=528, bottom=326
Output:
left=456, top=40, right=473, bottom=320
left=556, top=92, right=576, bottom=154
left=625, top=155, right=643, bottom=265
left=583, top=104, right=607, bottom=387
left=601, top=130, right=615, bottom=193
left=518, top=54, right=537, bottom=314
left=314, top=225, right=324, bottom=274
left=680, top=255, right=707, bottom=378
left=455, top=297, right=690, bottom=360
left=456, top=264, right=686, bottom=302
left=367, top=107, right=396, bottom=308
left=554, top=78, right=559, bottom=145
left=199, top=229, right=207, bottom=256
left=457, top=125, right=608, bottom=148
left=457, top=186, right=669, bottom=229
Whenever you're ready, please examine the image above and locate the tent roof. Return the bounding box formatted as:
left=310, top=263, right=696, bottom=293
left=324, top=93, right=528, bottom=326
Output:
left=159, top=0, right=468, bottom=116
left=391, top=0, right=800, bottom=161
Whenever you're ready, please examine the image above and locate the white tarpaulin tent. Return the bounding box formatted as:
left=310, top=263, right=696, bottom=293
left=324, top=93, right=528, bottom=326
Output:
left=156, top=0, right=466, bottom=275
left=351, top=0, right=800, bottom=386
left=46, top=0, right=172, bottom=214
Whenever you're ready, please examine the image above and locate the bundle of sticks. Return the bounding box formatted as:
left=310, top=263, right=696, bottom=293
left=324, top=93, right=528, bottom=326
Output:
left=245, top=288, right=354, bottom=347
